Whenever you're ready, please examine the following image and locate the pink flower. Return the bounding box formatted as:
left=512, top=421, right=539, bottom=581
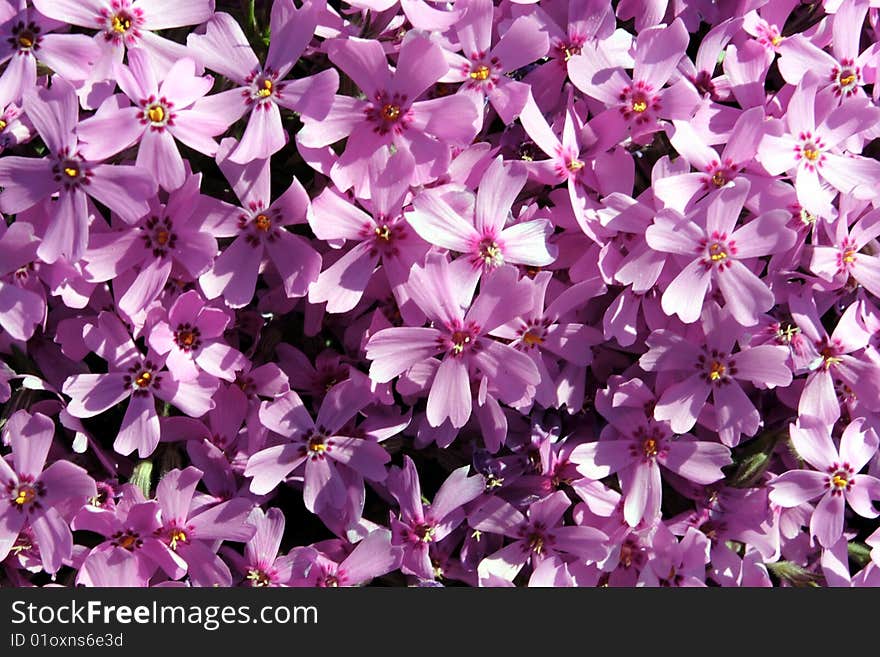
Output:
left=470, top=490, right=608, bottom=584
left=307, top=148, right=428, bottom=317
left=571, top=382, right=732, bottom=526
left=298, top=32, right=481, bottom=195
left=199, top=138, right=322, bottom=307
left=0, top=7, right=99, bottom=103
left=0, top=221, right=44, bottom=341
left=61, top=311, right=218, bottom=457
left=406, top=156, right=557, bottom=288
left=81, top=173, right=220, bottom=319
left=810, top=207, right=880, bottom=297
left=187, top=2, right=337, bottom=163
left=0, top=77, right=157, bottom=263
left=293, top=528, right=401, bottom=587
left=0, top=411, right=96, bottom=573
left=147, top=290, right=248, bottom=383
left=31, top=0, right=214, bottom=84
left=76, top=49, right=228, bottom=191
left=366, top=256, right=540, bottom=428
left=791, top=294, right=880, bottom=426
left=150, top=467, right=256, bottom=586
left=245, top=379, right=389, bottom=516
left=757, top=71, right=880, bottom=217
left=769, top=416, right=880, bottom=548
left=646, top=180, right=795, bottom=326
left=639, top=305, right=793, bottom=443
left=388, top=455, right=484, bottom=580
left=442, top=0, right=548, bottom=122
left=568, top=17, right=700, bottom=144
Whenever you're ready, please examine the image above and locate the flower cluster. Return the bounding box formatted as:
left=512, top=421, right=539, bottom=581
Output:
left=2, top=0, right=880, bottom=588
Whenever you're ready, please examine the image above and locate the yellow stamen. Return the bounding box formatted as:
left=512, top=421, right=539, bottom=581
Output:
left=469, top=65, right=490, bottom=81
left=771, top=35, right=782, bottom=47
left=643, top=438, right=658, bottom=458
left=13, top=486, right=36, bottom=506
left=831, top=473, right=848, bottom=489
left=246, top=569, right=271, bottom=586
left=256, top=79, right=273, bottom=98
left=708, top=243, right=727, bottom=261
left=451, top=331, right=471, bottom=355
left=380, top=104, right=401, bottom=121
left=632, top=100, right=647, bottom=113
left=709, top=361, right=726, bottom=381
left=63, top=166, right=79, bottom=178
left=842, top=248, right=856, bottom=264
left=118, top=534, right=137, bottom=550
left=254, top=214, right=271, bottom=231
left=147, top=104, right=165, bottom=123
left=522, top=331, right=543, bottom=346
left=374, top=225, right=391, bottom=241
left=803, top=148, right=820, bottom=162
left=0, top=119, right=6, bottom=131
left=567, top=160, right=585, bottom=172
left=527, top=534, right=545, bottom=554
left=308, top=436, right=327, bottom=453
left=135, top=371, right=152, bottom=388
left=156, top=229, right=169, bottom=245
left=712, top=171, right=726, bottom=187
left=179, top=331, right=195, bottom=347
left=168, top=528, right=187, bottom=550
left=17, top=34, right=33, bottom=48
left=112, top=14, right=131, bottom=33
left=839, top=73, right=856, bottom=87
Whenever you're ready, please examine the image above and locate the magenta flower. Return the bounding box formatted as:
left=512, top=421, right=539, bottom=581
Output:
left=470, top=490, right=609, bottom=584
left=0, top=411, right=96, bottom=573
left=298, top=33, right=481, bottom=194
left=769, top=416, right=880, bottom=548
left=81, top=173, right=219, bottom=319
left=62, top=311, right=218, bottom=457
left=0, top=221, right=44, bottom=342
left=308, top=148, right=428, bottom=316
left=187, top=3, right=337, bottom=163
left=571, top=402, right=731, bottom=527
left=757, top=72, right=880, bottom=217
left=406, top=156, right=557, bottom=286
left=388, top=455, right=484, bottom=580
left=442, top=0, right=548, bottom=123
left=31, top=0, right=213, bottom=80
left=294, top=528, right=401, bottom=587
left=147, top=290, right=248, bottom=383
left=76, top=49, right=228, bottom=191
left=791, top=294, right=880, bottom=426
left=366, top=256, right=540, bottom=428
left=0, top=77, right=157, bottom=263
left=0, top=7, right=100, bottom=103
left=646, top=180, right=795, bottom=326
left=639, top=307, right=793, bottom=443
left=245, top=381, right=389, bottom=514
left=150, top=467, right=256, bottom=586
left=568, top=18, right=699, bottom=143
left=199, top=138, right=321, bottom=307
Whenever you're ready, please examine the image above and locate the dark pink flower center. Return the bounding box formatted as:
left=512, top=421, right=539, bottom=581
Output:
left=825, top=463, right=854, bottom=495
left=697, top=231, right=737, bottom=271
left=439, top=321, right=481, bottom=357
